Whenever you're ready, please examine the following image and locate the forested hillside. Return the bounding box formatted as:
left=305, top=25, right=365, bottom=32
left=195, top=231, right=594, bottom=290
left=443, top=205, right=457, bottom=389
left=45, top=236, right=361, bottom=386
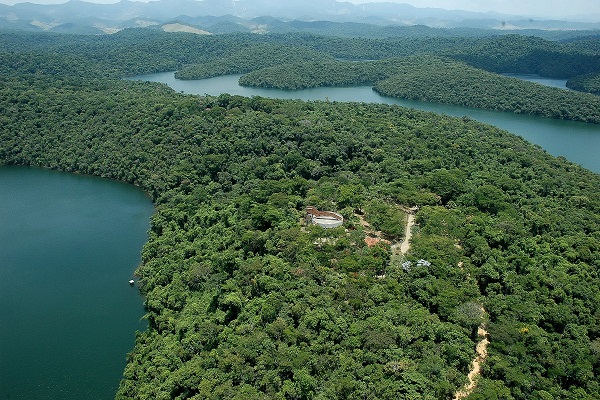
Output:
left=449, top=34, right=600, bottom=78
left=1, top=31, right=600, bottom=399
left=3, top=30, right=599, bottom=83
left=174, top=43, right=332, bottom=80
left=176, top=33, right=600, bottom=84
left=238, top=56, right=600, bottom=123
left=372, top=56, right=600, bottom=123
left=568, top=72, right=600, bottom=95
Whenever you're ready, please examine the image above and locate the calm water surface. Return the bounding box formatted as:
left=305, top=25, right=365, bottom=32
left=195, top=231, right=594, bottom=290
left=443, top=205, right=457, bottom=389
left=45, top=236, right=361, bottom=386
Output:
left=131, top=72, right=600, bottom=173
left=501, top=73, right=569, bottom=89
left=0, top=166, right=153, bottom=400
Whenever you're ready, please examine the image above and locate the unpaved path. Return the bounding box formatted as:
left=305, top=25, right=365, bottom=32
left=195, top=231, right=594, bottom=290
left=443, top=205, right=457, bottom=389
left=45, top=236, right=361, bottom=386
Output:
left=453, top=325, right=490, bottom=400
left=400, top=213, right=415, bottom=254
left=360, top=208, right=415, bottom=260
left=359, top=205, right=489, bottom=399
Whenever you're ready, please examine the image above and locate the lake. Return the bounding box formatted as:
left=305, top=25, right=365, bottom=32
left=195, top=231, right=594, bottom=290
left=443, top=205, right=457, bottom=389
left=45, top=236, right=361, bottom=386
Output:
left=0, top=166, right=153, bottom=400
left=130, top=72, right=600, bottom=173
left=501, top=73, right=569, bottom=90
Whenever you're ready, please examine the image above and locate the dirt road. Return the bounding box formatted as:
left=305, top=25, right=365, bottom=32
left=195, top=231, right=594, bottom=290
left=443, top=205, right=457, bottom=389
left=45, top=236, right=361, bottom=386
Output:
left=400, top=213, right=415, bottom=254
left=453, top=325, right=490, bottom=400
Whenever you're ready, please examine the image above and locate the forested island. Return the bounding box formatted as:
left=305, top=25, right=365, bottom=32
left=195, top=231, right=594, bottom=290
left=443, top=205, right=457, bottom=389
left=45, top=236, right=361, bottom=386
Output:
left=238, top=56, right=600, bottom=123
left=567, top=72, right=600, bottom=95
left=1, top=28, right=600, bottom=400
left=171, top=33, right=600, bottom=123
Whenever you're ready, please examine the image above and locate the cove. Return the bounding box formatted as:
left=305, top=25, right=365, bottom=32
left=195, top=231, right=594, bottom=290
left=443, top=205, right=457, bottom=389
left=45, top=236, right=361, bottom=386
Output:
left=0, top=166, right=153, bottom=400
left=130, top=72, right=600, bottom=173
left=501, top=73, right=569, bottom=90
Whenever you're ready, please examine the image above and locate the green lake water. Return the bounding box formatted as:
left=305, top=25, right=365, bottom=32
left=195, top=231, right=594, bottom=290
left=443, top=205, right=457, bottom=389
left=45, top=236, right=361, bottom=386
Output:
left=131, top=72, right=600, bottom=173
left=0, top=166, right=153, bottom=400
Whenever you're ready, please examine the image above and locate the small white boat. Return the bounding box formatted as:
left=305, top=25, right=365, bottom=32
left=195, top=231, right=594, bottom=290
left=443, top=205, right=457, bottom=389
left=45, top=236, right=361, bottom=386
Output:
left=129, top=279, right=135, bottom=286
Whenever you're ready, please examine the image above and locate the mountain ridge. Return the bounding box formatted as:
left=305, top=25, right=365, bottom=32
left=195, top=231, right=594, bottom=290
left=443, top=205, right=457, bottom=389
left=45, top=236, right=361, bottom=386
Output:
left=1, top=0, right=599, bottom=35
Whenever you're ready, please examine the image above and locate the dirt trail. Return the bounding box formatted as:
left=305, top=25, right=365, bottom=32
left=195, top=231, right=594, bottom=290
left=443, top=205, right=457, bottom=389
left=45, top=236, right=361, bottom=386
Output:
left=453, top=325, right=490, bottom=400
left=356, top=213, right=387, bottom=243
left=360, top=208, right=416, bottom=258
left=359, top=206, right=489, bottom=399
left=399, top=213, right=415, bottom=254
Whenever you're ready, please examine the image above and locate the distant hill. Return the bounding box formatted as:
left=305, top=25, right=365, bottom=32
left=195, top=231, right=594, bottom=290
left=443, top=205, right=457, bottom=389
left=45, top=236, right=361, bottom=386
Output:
left=0, top=0, right=599, bottom=35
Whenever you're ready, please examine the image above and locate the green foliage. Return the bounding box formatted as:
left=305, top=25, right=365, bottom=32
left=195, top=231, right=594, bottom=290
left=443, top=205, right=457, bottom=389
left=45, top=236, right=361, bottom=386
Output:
left=364, top=200, right=406, bottom=239
left=567, top=72, right=600, bottom=95
left=239, top=59, right=395, bottom=89
left=175, top=43, right=332, bottom=80
left=450, top=34, right=600, bottom=78
left=1, top=30, right=600, bottom=400
left=373, top=56, right=600, bottom=123
left=239, top=53, right=600, bottom=123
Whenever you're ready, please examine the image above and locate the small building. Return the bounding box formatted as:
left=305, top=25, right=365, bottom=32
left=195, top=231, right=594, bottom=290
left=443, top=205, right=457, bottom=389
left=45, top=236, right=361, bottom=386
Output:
left=305, top=206, right=344, bottom=229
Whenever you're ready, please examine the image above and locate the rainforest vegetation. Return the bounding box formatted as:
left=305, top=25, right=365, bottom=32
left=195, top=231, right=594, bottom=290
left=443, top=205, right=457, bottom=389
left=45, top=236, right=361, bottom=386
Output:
left=567, top=72, right=600, bottom=95
left=238, top=56, right=600, bottom=123
left=174, top=43, right=333, bottom=80
left=371, top=56, right=600, bottom=123
left=1, top=29, right=600, bottom=399
left=165, top=32, right=600, bottom=122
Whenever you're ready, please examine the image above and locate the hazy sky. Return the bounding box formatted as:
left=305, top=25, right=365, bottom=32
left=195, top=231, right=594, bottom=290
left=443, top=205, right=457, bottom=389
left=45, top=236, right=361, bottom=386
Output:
left=0, top=0, right=596, bottom=19
left=349, top=0, right=598, bottom=18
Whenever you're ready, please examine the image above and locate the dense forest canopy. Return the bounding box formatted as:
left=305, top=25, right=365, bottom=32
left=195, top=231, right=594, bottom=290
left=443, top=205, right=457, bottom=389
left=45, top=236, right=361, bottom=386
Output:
left=238, top=56, right=600, bottom=123
left=2, top=29, right=600, bottom=82
left=174, top=43, right=333, bottom=80
left=173, top=33, right=600, bottom=84
left=1, top=29, right=600, bottom=399
left=7, top=27, right=592, bottom=123
left=371, top=56, right=600, bottom=123
left=567, top=72, right=600, bottom=95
